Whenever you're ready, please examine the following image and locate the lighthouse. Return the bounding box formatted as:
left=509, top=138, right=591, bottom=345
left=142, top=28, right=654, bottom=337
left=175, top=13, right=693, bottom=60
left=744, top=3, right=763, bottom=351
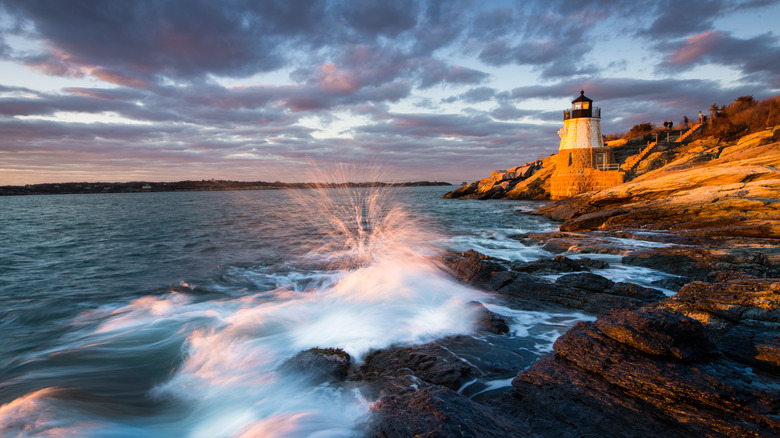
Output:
left=550, top=91, right=623, bottom=199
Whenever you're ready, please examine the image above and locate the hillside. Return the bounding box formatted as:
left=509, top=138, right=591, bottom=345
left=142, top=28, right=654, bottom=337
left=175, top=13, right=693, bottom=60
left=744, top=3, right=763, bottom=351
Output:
left=537, top=136, right=780, bottom=236
left=444, top=94, right=780, bottom=203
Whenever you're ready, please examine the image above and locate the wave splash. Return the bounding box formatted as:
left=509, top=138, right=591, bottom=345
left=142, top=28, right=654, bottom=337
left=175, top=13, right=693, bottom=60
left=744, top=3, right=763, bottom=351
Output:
left=1, top=183, right=484, bottom=437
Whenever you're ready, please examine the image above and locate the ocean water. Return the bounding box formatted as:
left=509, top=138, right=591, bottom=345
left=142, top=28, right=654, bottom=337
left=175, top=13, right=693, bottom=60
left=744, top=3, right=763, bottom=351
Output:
left=0, top=186, right=666, bottom=437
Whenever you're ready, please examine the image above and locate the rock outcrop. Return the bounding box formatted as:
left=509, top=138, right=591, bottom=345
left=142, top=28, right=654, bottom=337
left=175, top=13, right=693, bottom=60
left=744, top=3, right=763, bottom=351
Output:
left=536, top=141, right=780, bottom=235
left=348, top=276, right=780, bottom=437
left=443, top=250, right=666, bottom=314
left=505, top=278, right=780, bottom=437
left=443, top=158, right=551, bottom=200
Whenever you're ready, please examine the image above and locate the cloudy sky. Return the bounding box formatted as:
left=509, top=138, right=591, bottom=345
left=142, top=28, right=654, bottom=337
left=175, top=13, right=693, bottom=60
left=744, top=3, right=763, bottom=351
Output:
left=1, top=0, right=779, bottom=185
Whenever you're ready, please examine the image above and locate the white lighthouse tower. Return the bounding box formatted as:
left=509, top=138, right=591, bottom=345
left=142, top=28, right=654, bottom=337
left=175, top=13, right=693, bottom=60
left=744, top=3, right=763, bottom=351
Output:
left=550, top=91, right=623, bottom=199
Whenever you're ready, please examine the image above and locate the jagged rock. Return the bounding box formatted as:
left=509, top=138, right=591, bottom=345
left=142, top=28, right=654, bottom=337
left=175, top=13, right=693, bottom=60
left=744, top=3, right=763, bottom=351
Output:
left=366, top=386, right=528, bottom=438
left=662, top=278, right=780, bottom=327
left=504, top=278, right=780, bottom=437
left=282, top=348, right=351, bottom=383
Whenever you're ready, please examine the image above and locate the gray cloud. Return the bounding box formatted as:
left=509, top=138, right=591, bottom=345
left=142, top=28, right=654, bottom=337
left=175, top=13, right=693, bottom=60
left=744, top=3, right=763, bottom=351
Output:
left=658, top=31, right=780, bottom=87
left=1, top=0, right=778, bottom=184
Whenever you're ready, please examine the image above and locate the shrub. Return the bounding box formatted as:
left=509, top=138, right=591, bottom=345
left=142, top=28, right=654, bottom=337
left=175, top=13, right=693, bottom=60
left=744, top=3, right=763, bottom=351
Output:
left=702, top=94, right=780, bottom=142
left=626, top=122, right=654, bottom=139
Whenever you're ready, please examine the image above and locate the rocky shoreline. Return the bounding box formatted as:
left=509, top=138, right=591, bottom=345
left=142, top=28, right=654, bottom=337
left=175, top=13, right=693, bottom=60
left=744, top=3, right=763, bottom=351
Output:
left=280, top=227, right=780, bottom=437
left=276, top=130, right=780, bottom=436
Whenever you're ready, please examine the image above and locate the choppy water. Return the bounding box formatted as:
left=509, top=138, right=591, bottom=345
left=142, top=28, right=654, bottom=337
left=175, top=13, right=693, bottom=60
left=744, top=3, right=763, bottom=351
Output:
left=0, top=186, right=670, bottom=437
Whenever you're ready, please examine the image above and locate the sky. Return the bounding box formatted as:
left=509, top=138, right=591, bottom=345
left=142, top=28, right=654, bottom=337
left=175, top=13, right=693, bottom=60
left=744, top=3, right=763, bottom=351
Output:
left=1, top=0, right=779, bottom=185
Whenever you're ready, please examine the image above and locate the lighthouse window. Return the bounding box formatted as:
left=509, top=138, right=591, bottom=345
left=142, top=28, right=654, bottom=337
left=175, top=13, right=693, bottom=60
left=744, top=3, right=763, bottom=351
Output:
left=568, top=153, right=573, bottom=166
left=582, top=102, right=590, bottom=109
left=574, top=102, right=582, bottom=110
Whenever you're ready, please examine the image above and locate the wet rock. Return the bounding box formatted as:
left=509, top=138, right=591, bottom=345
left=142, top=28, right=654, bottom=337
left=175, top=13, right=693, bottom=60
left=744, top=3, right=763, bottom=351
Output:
left=721, top=320, right=780, bottom=372
left=622, top=251, right=713, bottom=281
left=354, top=343, right=473, bottom=394
left=444, top=249, right=509, bottom=290
left=282, top=348, right=351, bottom=384
left=510, top=255, right=602, bottom=274
left=435, top=335, right=535, bottom=384
left=498, top=271, right=665, bottom=314
left=554, top=272, right=614, bottom=292
left=468, top=301, right=510, bottom=334
left=444, top=249, right=664, bottom=314
left=651, top=276, right=692, bottom=292
left=366, top=386, right=529, bottom=438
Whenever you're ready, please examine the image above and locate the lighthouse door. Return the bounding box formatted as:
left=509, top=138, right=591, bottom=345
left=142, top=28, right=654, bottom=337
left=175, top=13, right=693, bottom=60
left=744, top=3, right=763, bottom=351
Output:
left=596, top=153, right=605, bottom=170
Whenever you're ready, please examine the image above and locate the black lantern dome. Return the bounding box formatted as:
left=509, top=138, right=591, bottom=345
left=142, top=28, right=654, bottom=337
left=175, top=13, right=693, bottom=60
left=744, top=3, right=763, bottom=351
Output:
left=564, top=90, right=600, bottom=120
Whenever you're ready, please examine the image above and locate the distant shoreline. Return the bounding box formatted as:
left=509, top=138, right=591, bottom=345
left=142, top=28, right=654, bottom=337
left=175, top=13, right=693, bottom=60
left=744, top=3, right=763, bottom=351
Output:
left=0, top=180, right=452, bottom=196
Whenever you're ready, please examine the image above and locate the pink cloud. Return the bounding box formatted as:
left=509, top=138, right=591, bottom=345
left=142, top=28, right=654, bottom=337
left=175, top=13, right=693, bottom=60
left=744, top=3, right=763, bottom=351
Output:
left=317, top=63, right=360, bottom=93
left=90, top=68, right=152, bottom=88
left=668, top=31, right=722, bottom=65
left=27, top=49, right=87, bottom=78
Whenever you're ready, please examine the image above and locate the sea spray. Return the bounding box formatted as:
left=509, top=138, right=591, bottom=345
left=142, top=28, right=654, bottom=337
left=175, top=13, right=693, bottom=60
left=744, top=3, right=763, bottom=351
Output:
left=0, top=181, right=486, bottom=437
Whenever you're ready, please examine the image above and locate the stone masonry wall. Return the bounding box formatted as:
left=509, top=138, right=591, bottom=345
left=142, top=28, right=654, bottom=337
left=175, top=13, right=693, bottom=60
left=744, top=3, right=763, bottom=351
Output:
left=559, top=117, right=604, bottom=150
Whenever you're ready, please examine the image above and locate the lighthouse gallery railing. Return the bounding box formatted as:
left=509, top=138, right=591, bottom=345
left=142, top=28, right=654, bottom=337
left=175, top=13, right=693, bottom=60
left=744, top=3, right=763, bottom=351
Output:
left=563, top=107, right=600, bottom=120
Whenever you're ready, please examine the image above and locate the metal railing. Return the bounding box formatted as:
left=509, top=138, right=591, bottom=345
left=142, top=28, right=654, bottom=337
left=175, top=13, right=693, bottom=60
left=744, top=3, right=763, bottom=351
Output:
left=563, top=107, right=601, bottom=120
left=596, top=163, right=620, bottom=171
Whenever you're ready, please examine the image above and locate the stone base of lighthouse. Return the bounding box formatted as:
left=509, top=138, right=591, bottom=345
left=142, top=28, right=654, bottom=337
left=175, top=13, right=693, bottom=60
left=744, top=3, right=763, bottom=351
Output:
left=550, top=147, right=624, bottom=200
